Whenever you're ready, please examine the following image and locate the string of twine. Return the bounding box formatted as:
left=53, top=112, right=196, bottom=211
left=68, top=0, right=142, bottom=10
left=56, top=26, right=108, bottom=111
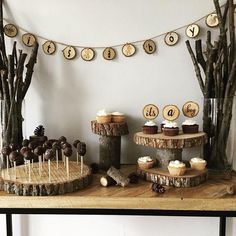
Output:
left=3, top=3, right=226, bottom=49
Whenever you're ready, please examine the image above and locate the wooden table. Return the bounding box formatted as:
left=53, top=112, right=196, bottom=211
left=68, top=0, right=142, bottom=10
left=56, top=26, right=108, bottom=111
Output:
left=1, top=165, right=236, bottom=236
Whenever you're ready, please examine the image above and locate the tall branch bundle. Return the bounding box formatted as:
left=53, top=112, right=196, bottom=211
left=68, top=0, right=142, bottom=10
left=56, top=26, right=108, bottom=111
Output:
left=186, top=0, right=236, bottom=169
left=0, top=0, right=38, bottom=147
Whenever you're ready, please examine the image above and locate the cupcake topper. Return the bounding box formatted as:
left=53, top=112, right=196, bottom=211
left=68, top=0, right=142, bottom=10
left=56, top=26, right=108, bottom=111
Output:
left=182, top=101, right=199, bottom=118
left=162, top=105, right=180, bottom=121
left=142, top=104, right=159, bottom=120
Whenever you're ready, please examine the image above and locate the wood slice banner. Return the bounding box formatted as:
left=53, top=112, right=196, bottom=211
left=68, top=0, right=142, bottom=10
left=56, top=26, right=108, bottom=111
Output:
left=1, top=161, right=92, bottom=196
left=162, top=104, right=180, bottom=121
left=103, top=47, right=116, bottom=60
left=182, top=101, right=199, bottom=118
left=63, top=46, right=77, bottom=60
left=42, top=41, right=56, bottom=55
left=81, top=48, right=95, bottom=61
left=4, top=24, right=18, bottom=37
left=122, top=43, right=136, bottom=57
left=164, top=32, right=179, bottom=46
left=137, top=167, right=208, bottom=188
left=205, top=13, right=219, bottom=27
left=142, top=104, right=159, bottom=120
left=185, top=24, right=200, bottom=38
left=22, top=33, right=36, bottom=47
left=143, top=39, right=156, bottom=54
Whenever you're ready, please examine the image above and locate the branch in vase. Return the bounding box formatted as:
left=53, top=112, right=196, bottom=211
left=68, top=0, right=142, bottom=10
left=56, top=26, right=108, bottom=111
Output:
left=228, top=0, right=235, bottom=72
left=195, top=40, right=206, bottom=72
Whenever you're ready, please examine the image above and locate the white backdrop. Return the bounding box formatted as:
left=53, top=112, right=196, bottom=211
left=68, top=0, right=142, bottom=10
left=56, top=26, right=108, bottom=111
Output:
left=1, top=0, right=236, bottom=236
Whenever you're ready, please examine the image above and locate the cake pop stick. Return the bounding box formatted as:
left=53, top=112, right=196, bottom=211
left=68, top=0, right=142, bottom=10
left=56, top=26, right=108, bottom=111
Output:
left=52, top=142, right=60, bottom=169
left=28, top=160, right=31, bottom=182
left=73, top=140, right=80, bottom=165
left=63, top=147, right=72, bottom=180
left=23, top=150, right=34, bottom=182
left=61, top=142, right=71, bottom=167
left=77, top=142, right=86, bottom=174
left=34, top=146, right=44, bottom=176
left=2, top=146, right=11, bottom=175
left=45, top=149, right=54, bottom=182
left=14, top=161, right=16, bottom=180
left=9, top=151, right=19, bottom=180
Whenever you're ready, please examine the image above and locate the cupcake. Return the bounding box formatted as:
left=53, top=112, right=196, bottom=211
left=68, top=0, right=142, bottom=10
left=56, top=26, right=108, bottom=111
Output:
left=168, top=160, right=186, bottom=176
left=161, top=120, right=168, bottom=132
left=190, top=157, right=207, bottom=170
left=142, top=120, right=158, bottom=134
left=163, top=121, right=179, bottom=136
left=111, top=112, right=125, bottom=123
left=182, top=119, right=199, bottom=134
left=137, top=156, right=154, bottom=170
left=96, top=109, right=112, bottom=123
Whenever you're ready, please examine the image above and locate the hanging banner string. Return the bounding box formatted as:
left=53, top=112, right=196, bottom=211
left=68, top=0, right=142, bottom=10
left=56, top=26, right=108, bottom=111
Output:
left=2, top=3, right=226, bottom=49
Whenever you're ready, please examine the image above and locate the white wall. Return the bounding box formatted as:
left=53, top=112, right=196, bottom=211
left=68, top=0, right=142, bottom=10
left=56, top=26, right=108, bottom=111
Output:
left=2, top=0, right=236, bottom=236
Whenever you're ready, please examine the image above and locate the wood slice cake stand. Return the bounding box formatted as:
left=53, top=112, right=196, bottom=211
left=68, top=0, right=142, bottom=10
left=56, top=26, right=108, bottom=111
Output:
left=134, top=131, right=207, bottom=167
left=91, top=121, right=129, bottom=170
left=1, top=161, right=92, bottom=196
left=137, top=167, right=208, bottom=188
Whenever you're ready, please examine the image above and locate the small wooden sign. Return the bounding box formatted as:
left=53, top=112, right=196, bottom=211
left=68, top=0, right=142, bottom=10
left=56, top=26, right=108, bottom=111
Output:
left=143, top=104, right=159, bottom=120
left=22, top=33, right=36, bottom=47
left=122, top=43, right=136, bottom=57
left=81, top=48, right=95, bottom=61
left=103, top=47, right=116, bottom=60
left=4, top=24, right=18, bottom=37
left=143, top=39, right=156, bottom=54
left=163, top=105, right=180, bottom=121
left=42, top=41, right=56, bottom=55
left=185, top=24, right=200, bottom=38
left=62, top=46, right=77, bottom=60
left=164, top=32, right=179, bottom=46
left=206, top=13, right=219, bottom=27
left=182, top=101, right=199, bottom=118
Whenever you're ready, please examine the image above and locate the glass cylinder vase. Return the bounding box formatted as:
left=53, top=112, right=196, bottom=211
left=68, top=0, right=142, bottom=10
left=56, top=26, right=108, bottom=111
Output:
left=203, top=96, right=236, bottom=172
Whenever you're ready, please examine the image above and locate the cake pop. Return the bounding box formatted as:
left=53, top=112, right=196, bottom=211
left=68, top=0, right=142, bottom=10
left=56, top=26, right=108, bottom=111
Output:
left=22, top=139, right=30, bottom=147
left=63, top=147, right=72, bottom=180
left=58, top=136, right=67, bottom=143
left=73, top=140, right=80, bottom=165
left=28, top=141, right=39, bottom=150
left=9, top=143, right=18, bottom=151
left=77, top=142, right=86, bottom=174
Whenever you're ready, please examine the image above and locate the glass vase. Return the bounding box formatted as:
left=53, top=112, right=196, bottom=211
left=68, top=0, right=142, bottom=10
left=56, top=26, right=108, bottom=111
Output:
left=203, top=96, right=236, bottom=173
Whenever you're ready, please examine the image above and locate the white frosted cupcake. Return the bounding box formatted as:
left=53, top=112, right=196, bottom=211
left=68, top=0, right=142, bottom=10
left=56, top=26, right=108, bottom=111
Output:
left=168, top=160, right=186, bottom=176
left=111, top=112, right=125, bottom=123
left=96, top=109, right=112, bottom=123
left=163, top=121, right=179, bottom=136
left=137, top=156, right=154, bottom=170
left=142, top=120, right=158, bottom=134
left=182, top=119, right=199, bottom=134
left=190, top=157, right=207, bottom=170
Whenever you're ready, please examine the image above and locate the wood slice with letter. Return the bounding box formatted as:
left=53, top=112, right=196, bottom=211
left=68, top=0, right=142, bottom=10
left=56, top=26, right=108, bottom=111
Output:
left=162, top=104, right=180, bottom=121
left=122, top=43, right=136, bottom=57
left=42, top=41, right=56, bottom=55
left=4, top=24, right=18, bottom=37
left=63, top=46, right=77, bottom=60
left=185, top=24, right=200, bottom=38
left=182, top=101, right=199, bottom=118
left=137, top=167, right=208, bottom=187
left=206, top=13, right=219, bottom=27
left=81, top=48, right=95, bottom=61
left=22, top=33, right=36, bottom=47
left=103, top=47, right=116, bottom=60
left=164, top=32, right=179, bottom=46
left=143, top=39, right=156, bottom=54
left=142, top=104, right=159, bottom=120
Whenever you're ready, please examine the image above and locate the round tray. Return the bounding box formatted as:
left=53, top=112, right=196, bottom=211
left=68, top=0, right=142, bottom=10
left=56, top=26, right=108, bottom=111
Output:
left=1, top=161, right=92, bottom=196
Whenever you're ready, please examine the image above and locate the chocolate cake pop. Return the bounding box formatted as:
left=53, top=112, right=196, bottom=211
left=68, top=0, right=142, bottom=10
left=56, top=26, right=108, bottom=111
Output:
left=20, top=146, right=29, bottom=156
left=22, top=139, right=30, bottom=147
left=9, top=143, right=18, bottom=151
left=58, top=136, right=67, bottom=143
left=9, top=151, right=19, bottom=163
left=1, top=145, right=11, bottom=156
left=44, top=149, right=54, bottom=161
left=28, top=141, right=39, bottom=150
left=34, top=146, right=45, bottom=156
left=52, top=141, right=60, bottom=169
left=23, top=150, right=34, bottom=161
left=43, top=140, right=52, bottom=149
left=73, top=139, right=80, bottom=148
left=63, top=147, right=72, bottom=180
left=61, top=142, right=72, bottom=150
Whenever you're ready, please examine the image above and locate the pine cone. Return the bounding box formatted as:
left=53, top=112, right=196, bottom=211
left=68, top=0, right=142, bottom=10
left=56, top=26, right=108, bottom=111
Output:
left=151, top=183, right=165, bottom=194
left=34, top=125, right=45, bottom=136
left=128, top=172, right=139, bottom=184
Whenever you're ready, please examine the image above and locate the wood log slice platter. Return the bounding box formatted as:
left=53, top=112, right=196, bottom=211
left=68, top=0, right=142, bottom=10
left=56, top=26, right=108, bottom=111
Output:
left=134, top=131, right=207, bottom=149
left=1, top=161, right=92, bottom=196
left=91, top=120, right=129, bottom=136
left=137, top=167, right=208, bottom=188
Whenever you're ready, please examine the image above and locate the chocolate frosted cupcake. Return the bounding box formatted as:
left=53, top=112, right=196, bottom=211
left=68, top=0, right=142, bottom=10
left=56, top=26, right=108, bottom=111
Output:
left=142, top=121, right=158, bottom=134
left=182, top=119, right=199, bottom=134
left=163, top=121, right=179, bottom=136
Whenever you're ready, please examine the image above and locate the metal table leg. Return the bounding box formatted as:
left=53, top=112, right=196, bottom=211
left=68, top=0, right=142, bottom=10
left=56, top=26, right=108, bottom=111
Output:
left=6, top=214, right=12, bottom=236
left=219, top=216, right=226, bottom=236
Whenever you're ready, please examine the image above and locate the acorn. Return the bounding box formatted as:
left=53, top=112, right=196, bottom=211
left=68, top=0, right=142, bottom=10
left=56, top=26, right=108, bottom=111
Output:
left=73, top=139, right=80, bottom=148
left=44, top=149, right=54, bottom=161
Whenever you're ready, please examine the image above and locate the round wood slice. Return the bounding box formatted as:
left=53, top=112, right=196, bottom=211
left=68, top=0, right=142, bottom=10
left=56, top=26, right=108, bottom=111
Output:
left=137, top=167, right=208, bottom=187
left=42, top=41, right=56, bottom=55
left=162, top=104, right=180, bottom=121
left=4, top=24, right=18, bottom=37
left=182, top=101, right=199, bottom=118
left=185, top=24, right=200, bottom=38
left=63, top=46, right=77, bottom=60
left=143, top=104, right=159, bottom=120
left=205, top=13, right=219, bottom=27
left=91, top=120, right=129, bottom=136
left=1, top=161, right=92, bottom=196
left=103, top=47, right=116, bottom=60
left=143, top=39, right=156, bottom=54
left=164, top=32, right=179, bottom=46
left=22, top=33, right=36, bottom=47
left=122, top=43, right=136, bottom=57
left=134, top=131, right=207, bottom=149
left=81, top=48, right=95, bottom=61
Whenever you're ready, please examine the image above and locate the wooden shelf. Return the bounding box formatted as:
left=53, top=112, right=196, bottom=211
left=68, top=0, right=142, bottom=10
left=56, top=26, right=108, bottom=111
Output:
left=0, top=165, right=236, bottom=211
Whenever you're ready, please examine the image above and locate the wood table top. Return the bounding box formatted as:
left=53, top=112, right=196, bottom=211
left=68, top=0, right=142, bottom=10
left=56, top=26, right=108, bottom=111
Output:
left=0, top=165, right=236, bottom=211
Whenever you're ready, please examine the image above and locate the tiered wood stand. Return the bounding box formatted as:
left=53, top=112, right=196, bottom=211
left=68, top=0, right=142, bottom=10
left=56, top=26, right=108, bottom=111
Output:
left=1, top=161, right=92, bottom=196
left=134, top=131, right=208, bottom=187
left=91, top=121, right=129, bottom=170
